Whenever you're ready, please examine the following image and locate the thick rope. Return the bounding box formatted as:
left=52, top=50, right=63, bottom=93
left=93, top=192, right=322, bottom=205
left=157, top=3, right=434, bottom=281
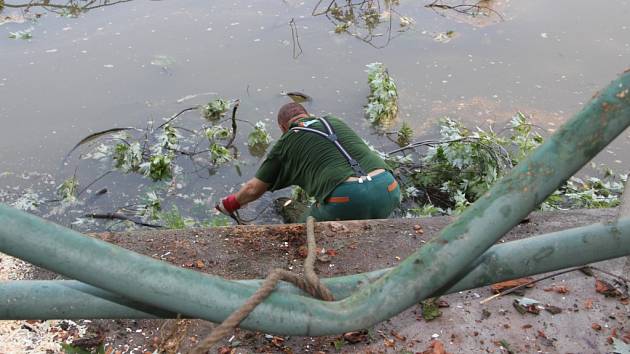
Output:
left=189, top=217, right=333, bottom=354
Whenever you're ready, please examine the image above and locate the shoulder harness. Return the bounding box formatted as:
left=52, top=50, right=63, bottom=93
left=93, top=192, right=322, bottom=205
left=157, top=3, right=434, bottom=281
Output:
left=290, top=117, right=372, bottom=183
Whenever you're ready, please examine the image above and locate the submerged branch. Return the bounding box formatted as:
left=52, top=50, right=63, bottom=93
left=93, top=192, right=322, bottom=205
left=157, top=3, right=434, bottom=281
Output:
left=157, top=106, right=199, bottom=129
left=225, top=100, right=240, bottom=148
left=84, top=212, right=163, bottom=228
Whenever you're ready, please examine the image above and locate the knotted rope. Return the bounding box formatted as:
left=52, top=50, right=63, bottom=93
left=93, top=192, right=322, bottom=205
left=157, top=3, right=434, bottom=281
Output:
left=189, top=217, right=334, bottom=354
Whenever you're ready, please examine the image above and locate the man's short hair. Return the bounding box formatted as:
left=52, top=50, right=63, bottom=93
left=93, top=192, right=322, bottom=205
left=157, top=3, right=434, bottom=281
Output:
left=277, top=103, right=308, bottom=127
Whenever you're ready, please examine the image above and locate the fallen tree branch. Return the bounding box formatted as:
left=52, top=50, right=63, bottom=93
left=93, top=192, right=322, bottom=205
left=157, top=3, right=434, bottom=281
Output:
left=224, top=100, right=240, bottom=148
left=157, top=106, right=199, bottom=129
left=479, top=266, right=586, bottom=304
left=84, top=213, right=163, bottom=228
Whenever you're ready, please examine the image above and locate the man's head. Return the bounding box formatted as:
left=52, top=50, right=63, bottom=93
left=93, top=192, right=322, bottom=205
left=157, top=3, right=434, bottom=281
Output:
left=277, top=103, right=308, bottom=133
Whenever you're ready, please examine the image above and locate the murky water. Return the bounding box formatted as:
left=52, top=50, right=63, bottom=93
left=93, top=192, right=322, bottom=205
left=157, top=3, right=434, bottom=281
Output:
left=1, top=0, right=629, bottom=227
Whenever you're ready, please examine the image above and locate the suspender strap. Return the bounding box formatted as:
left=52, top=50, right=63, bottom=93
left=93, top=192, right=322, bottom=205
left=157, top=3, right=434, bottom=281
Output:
left=290, top=117, right=369, bottom=179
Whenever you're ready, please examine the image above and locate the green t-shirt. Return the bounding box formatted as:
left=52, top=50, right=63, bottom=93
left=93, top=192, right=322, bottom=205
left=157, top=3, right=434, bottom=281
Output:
left=255, top=115, right=390, bottom=202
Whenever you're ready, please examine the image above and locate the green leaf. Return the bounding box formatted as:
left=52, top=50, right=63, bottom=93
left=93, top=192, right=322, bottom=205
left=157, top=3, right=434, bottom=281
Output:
left=421, top=298, right=442, bottom=321
left=365, top=62, right=398, bottom=125
left=56, top=176, right=79, bottom=203
left=201, top=99, right=230, bottom=121
left=247, top=121, right=272, bottom=147
left=61, top=343, right=96, bottom=354
left=209, top=143, right=232, bottom=165
left=397, top=122, right=413, bottom=147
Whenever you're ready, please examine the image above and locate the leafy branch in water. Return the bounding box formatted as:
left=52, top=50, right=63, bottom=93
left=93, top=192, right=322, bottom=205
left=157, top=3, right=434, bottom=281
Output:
left=247, top=121, right=272, bottom=148
left=60, top=97, right=272, bottom=230
left=56, top=176, right=79, bottom=203
left=396, top=122, right=413, bottom=147
left=383, top=113, right=625, bottom=217
left=314, top=0, right=412, bottom=48
left=200, top=98, right=231, bottom=121
left=365, top=62, right=398, bottom=125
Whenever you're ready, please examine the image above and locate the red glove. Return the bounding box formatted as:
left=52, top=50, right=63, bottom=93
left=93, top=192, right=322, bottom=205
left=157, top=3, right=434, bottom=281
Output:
left=216, top=194, right=241, bottom=215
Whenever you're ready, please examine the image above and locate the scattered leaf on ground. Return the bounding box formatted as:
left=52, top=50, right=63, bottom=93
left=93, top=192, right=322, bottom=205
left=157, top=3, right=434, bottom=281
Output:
left=498, top=339, right=516, bottom=354
left=270, top=336, right=284, bottom=347
left=584, top=298, right=594, bottom=309
left=316, top=253, right=331, bottom=262
left=217, top=347, right=234, bottom=354
left=595, top=279, right=622, bottom=297
left=343, top=331, right=367, bottom=344
left=491, top=277, right=535, bottom=293
left=390, top=330, right=406, bottom=341
left=580, top=267, right=595, bottom=276
left=436, top=299, right=450, bottom=308
left=592, top=323, right=602, bottom=331
left=421, top=298, right=442, bottom=321
left=328, top=222, right=348, bottom=232
left=545, top=305, right=562, bottom=315
left=543, top=285, right=569, bottom=294
left=421, top=340, right=449, bottom=354
left=513, top=297, right=543, bottom=315
left=536, top=330, right=555, bottom=348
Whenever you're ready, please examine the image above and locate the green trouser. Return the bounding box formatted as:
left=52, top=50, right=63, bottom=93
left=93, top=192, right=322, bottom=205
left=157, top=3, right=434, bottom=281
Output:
left=301, top=171, right=401, bottom=222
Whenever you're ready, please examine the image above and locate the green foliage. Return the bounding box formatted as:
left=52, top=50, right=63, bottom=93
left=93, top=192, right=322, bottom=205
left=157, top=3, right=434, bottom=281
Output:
left=209, top=143, right=232, bottom=165
left=160, top=124, right=179, bottom=150
left=409, top=204, right=445, bottom=217
left=201, top=99, right=230, bottom=121
left=291, top=185, right=315, bottom=206
left=159, top=205, right=194, bottom=229
left=61, top=343, right=105, bottom=354
left=113, top=141, right=142, bottom=172
left=205, top=125, right=231, bottom=140
left=332, top=338, right=345, bottom=351
left=407, top=117, right=513, bottom=212
left=421, top=298, right=442, bottom=321
left=392, top=113, right=626, bottom=216
left=542, top=173, right=626, bottom=210
left=334, top=22, right=350, bottom=33
left=140, top=154, right=173, bottom=181
left=9, top=29, right=33, bottom=39
left=137, top=191, right=162, bottom=220
left=365, top=62, right=398, bottom=125
left=509, top=112, right=543, bottom=163
left=57, top=176, right=79, bottom=203
left=247, top=121, right=272, bottom=147
left=396, top=122, right=413, bottom=147
left=203, top=215, right=231, bottom=227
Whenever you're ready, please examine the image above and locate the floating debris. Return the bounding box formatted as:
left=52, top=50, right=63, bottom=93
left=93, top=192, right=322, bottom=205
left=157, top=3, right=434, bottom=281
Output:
left=433, top=30, right=457, bottom=43
left=513, top=297, right=544, bottom=315
left=280, top=90, right=312, bottom=103
left=8, top=28, right=33, bottom=40
left=150, top=54, right=176, bottom=68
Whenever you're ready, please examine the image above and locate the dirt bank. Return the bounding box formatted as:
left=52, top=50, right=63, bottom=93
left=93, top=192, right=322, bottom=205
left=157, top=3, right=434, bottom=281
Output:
left=20, top=209, right=630, bottom=353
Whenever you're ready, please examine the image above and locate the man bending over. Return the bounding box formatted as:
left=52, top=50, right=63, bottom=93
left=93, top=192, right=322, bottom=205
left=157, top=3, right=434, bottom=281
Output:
left=216, top=102, right=400, bottom=222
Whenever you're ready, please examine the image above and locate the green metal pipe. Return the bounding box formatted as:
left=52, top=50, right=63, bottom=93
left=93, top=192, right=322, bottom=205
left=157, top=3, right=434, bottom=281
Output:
left=1, top=218, right=629, bottom=319
left=0, top=72, right=629, bottom=335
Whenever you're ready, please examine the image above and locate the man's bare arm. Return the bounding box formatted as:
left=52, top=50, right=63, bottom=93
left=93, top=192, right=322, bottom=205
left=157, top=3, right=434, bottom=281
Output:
left=235, top=177, right=269, bottom=206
